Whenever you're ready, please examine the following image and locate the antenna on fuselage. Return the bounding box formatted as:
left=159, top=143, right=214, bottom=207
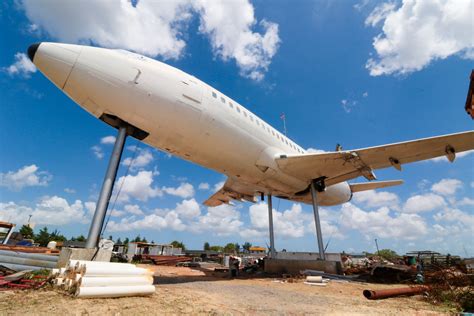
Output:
left=280, top=113, right=287, bottom=136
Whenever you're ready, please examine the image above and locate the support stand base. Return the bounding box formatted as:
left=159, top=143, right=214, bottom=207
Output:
left=264, top=258, right=342, bottom=275
left=56, top=247, right=112, bottom=268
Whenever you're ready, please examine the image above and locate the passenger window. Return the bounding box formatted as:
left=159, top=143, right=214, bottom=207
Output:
left=229, top=102, right=233, bottom=108
left=236, top=107, right=241, bottom=113
left=212, top=92, right=217, bottom=98
left=256, top=120, right=260, bottom=126
left=272, top=130, right=275, bottom=136
left=243, top=111, right=247, bottom=117
left=221, top=97, right=225, bottom=104
left=250, top=115, right=254, bottom=122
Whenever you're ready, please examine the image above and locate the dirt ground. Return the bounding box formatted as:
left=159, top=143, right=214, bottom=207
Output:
left=0, top=265, right=450, bottom=315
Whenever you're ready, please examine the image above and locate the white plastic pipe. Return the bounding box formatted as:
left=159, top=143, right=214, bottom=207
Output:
left=76, top=285, right=155, bottom=298
left=79, top=276, right=153, bottom=287
left=306, top=276, right=323, bottom=283
left=82, top=266, right=153, bottom=276
left=73, top=260, right=135, bottom=269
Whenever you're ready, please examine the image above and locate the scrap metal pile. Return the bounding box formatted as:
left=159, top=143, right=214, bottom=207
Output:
left=0, top=249, right=59, bottom=271
left=51, top=260, right=155, bottom=298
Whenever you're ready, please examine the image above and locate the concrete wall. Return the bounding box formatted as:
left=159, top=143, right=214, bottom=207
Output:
left=275, top=252, right=342, bottom=262
left=264, top=258, right=342, bottom=275
left=57, top=247, right=112, bottom=268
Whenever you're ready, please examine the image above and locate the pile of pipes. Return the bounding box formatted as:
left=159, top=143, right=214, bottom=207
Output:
left=52, top=260, right=155, bottom=298
left=0, top=249, right=58, bottom=271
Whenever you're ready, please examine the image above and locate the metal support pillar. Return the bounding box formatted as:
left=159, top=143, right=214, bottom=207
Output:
left=85, top=126, right=128, bottom=248
left=310, top=179, right=326, bottom=260
left=267, top=194, right=276, bottom=258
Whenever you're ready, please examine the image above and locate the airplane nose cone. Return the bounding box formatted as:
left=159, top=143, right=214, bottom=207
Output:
left=27, top=43, right=41, bottom=62
left=31, top=42, right=82, bottom=89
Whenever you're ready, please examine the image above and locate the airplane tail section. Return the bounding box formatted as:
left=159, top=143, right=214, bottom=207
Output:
left=349, top=180, right=403, bottom=193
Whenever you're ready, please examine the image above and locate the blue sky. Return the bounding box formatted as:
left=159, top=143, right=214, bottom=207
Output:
left=0, top=0, right=473, bottom=256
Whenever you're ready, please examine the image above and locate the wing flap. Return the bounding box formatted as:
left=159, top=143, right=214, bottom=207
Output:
left=349, top=180, right=403, bottom=193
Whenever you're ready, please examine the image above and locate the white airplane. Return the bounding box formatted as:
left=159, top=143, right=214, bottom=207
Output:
left=28, top=42, right=473, bottom=208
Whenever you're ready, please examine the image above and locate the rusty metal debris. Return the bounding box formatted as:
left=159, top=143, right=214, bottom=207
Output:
left=363, top=286, right=428, bottom=300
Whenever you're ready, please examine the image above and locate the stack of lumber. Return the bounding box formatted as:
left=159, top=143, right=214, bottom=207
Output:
left=52, top=260, right=155, bottom=298
left=0, top=245, right=60, bottom=254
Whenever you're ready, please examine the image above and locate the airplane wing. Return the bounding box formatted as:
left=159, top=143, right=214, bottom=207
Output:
left=276, top=131, right=474, bottom=186
left=203, top=177, right=259, bottom=207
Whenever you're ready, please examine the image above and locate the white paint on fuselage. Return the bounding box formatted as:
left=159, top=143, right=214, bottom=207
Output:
left=37, top=43, right=351, bottom=205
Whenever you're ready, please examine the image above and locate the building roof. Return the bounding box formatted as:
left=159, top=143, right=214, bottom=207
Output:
left=249, top=246, right=266, bottom=251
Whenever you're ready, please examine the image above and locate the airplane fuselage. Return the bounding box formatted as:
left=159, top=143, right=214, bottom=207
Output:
left=30, top=43, right=353, bottom=206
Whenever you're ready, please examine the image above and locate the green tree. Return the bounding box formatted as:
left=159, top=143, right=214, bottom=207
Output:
left=108, top=235, right=113, bottom=241
left=242, top=242, right=252, bottom=252
left=49, top=229, right=67, bottom=242
left=141, top=236, right=148, bottom=243
left=203, top=242, right=210, bottom=251
left=224, top=243, right=236, bottom=253
left=116, top=237, right=122, bottom=244
left=133, top=235, right=141, bottom=242
left=170, top=240, right=185, bottom=250
left=209, top=245, right=224, bottom=252
left=234, top=243, right=240, bottom=253
left=19, top=225, right=34, bottom=239
left=35, top=227, right=51, bottom=247
left=75, top=235, right=86, bottom=242
left=377, top=249, right=399, bottom=261
left=123, top=237, right=130, bottom=245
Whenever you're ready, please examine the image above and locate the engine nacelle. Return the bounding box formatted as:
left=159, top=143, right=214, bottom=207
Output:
left=318, top=182, right=352, bottom=206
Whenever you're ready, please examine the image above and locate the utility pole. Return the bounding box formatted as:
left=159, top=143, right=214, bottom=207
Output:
left=375, top=238, right=380, bottom=256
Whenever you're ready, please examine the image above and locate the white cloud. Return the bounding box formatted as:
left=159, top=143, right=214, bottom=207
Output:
left=114, top=170, right=162, bottom=202
left=457, top=197, right=474, bottom=207
left=91, top=145, right=104, bottom=159
left=162, top=182, right=195, bottom=198
left=122, top=148, right=154, bottom=170
left=124, top=204, right=144, bottom=216
left=100, top=136, right=116, bottom=145
left=306, top=148, right=326, bottom=154
left=174, top=198, right=201, bottom=219
left=340, top=99, right=358, bottom=113
left=341, top=203, right=428, bottom=240
left=21, top=0, right=280, bottom=80
left=64, top=188, right=76, bottom=194
left=431, top=178, right=463, bottom=196
left=3, top=52, right=37, bottom=78
left=243, top=203, right=341, bottom=240
left=365, top=0, right=474, bottom=76
left=403, top=193, right=446, bottom=213
left=0, top=196, right=90, bottom=226
left=108, top=210, right=185, bottom=232
left=364, top=2, right=397, bottom=27
left=191, top=204, right=243, bottom=236
left=353, top=190, right=399, bottom=209
left=433, top=208, right=474, bottom=228
left=194, top=0, right=280, bottom=80
left=198, top=182, right=210, bottom=190
left=362, top=91, right=369, bottom=97
left=0, top=164, right=51, bottom=191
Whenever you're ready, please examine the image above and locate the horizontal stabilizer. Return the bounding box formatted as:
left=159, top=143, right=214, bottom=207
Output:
left=350, top=180, right=403, bottom=193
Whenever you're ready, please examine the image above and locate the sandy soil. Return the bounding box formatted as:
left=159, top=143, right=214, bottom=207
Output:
left=0, top=265, right=450, bottom=315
